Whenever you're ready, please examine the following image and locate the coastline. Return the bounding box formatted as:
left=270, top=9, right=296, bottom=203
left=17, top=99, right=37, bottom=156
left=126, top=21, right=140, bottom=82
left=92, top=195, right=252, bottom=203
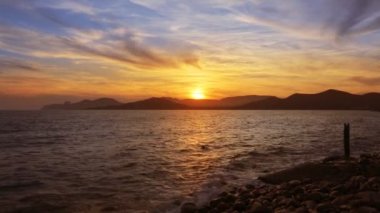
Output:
left=181, top=154, right=380, bottom=213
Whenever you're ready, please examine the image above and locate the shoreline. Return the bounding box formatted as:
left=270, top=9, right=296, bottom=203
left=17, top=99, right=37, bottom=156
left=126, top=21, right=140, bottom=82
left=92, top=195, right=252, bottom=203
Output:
left=181, top=154, right=380, bottom=213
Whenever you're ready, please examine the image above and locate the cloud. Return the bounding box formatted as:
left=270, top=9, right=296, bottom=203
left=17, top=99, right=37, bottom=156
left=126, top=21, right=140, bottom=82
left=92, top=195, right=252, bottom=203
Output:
left=61, top=34, right=200, bottom=69
left=47, top=1, right=96, bottom=15
left=350, top=76, right=380, bottom=85
left=236, top=0, right=380, bottom=40
left=0, top=58, right=38, bottom=72
left=0, top=0, right=96, bottom=15
left=0, top=0, right=200, bottom=70
left=0, top=21, right=199, bottom=71
left=128, top=0, right=167, bottom=10
left=333, top=0, right=380, bottom=37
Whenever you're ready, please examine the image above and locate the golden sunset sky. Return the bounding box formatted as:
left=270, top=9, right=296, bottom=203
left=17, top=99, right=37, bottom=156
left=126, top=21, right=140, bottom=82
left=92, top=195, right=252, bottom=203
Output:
left=1, top=0, right=380, bottom=109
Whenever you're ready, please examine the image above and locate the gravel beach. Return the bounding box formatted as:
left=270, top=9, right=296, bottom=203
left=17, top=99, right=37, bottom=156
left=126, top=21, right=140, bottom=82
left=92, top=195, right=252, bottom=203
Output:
left=181, top=154, right=380, bottom=213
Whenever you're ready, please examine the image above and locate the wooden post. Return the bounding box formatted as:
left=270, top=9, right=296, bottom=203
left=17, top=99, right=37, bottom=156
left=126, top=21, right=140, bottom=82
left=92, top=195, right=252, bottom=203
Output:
left=344, top=123, right=350, bottom=159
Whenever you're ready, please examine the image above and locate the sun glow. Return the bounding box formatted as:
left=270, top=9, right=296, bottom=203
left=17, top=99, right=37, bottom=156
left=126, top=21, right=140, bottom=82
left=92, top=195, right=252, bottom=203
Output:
left=191, top=88, right=205, bottom=99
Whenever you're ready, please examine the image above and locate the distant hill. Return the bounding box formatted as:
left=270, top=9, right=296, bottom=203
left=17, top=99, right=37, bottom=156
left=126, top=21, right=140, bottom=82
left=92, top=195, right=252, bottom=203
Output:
left=219, top=95, right=274, bottom=107
left=41, top=90, right=380, bottom=110
left=104, top=97, right=188, bottom=110
left=176, top=99, right=220, bottom=108
left=240, top=89, right=380, bottom=110
left=42, top=98, right=123, bottom=110
left=176, top=95, right=273, bottom=108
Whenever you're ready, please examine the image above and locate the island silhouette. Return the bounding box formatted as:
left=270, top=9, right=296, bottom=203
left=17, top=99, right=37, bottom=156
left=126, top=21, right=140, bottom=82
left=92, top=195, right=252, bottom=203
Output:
left=42, top=89, right=380, bottom=111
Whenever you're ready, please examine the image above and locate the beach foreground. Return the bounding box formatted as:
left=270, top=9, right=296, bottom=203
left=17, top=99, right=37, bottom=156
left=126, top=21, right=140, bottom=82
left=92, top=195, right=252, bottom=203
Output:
left=182, top=154, right=380, bottom=213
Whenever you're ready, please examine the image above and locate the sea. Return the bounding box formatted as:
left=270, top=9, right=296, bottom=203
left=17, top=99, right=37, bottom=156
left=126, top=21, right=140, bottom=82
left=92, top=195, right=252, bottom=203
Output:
left=0, top=110, right=380, bottom=212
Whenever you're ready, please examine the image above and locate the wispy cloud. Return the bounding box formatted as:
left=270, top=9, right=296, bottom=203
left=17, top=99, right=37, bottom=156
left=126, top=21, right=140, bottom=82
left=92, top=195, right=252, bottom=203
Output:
left=0, top=58, right=38, bottom=72
left=350, top=76, right=380, bottom=85
left=47, top=1, right=96, bottom=15
left=235, top=0, right=380, bottom=40
left=61, top=37, right=199, bottom=69
left=0, top=21, right=199, bottom=71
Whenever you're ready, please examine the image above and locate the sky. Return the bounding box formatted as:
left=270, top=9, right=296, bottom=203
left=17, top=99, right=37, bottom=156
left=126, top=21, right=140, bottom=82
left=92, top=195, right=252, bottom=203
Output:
left=1, top=0, right=380, bottom=109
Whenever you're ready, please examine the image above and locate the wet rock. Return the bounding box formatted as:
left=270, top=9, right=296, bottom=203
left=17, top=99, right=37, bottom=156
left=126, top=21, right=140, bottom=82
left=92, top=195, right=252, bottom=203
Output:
left=303, top=200, right=316, bottom=209
left=316, top=202, right=333, bottom=212
left=287, top=206, right=296, bottom=212
left=274, top=208, right=288, bottom=213
left=240, top=190, right=252, bottom=202
left=329, top=190, right=340, bottom=197
left=360, top=177, right=380, bottom=191
left=294, top=206, right=308, bottom=213
left=305, top=192, right=325, bottom=202
left=222, top=193, right=237, bottom=204
left=356, top=191, right=380, bottom=201
left=354, top=191, right=380, bottom=208
left=198, top=154, right=380, bottom=213
left=273, top=196, right=286, bottom=206
left=173, top=199, right=182, bottom=206
left=231, top=187, right=239, bottom=194
left=204, top=208, right=218, bottom=213
left=278, top=198, right=292, bottom=207
left=288, top=180, right=301, bottom=187
left=209, top=198, right=222, bottom=207
left=216, top=202, right=230, bottom=212
left=257, top=188, right=268, bottom=195
left=218, top=191, right=228, bottom=198
left=247, top=202, right=271, bottom=213
left=338, top=204, right=350, bottom=211
left=233, top=201, right=247, bottom=211
left=331, top=194, right=354, bottom=206
left=331, top=184, right=345, bottom=193
left=180, top=202, right=197, bottom=213
left=349, top=206, right=378, bottom=213
left=367, top=177, right=380, bottom=184
left=318, top=181, right=333, bottom=193
left=246, top=184, right=256, bottom=190
left=344, top=176, right=367, bottom=191
left=291, top=186, right=304, bottom=196
left=359, top=154, right=372, bottom=165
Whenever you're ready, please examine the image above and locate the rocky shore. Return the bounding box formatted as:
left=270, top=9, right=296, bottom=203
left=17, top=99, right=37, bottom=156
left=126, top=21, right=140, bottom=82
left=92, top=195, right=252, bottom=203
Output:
left=181, top=154, right=380, bottom=213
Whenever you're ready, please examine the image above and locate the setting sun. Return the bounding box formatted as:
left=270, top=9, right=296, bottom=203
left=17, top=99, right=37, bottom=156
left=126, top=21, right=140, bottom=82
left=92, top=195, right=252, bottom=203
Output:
left=192, top=88, right=205, bottom=99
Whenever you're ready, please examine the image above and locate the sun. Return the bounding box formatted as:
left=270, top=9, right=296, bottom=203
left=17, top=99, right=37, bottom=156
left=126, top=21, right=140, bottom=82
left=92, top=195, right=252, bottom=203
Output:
left=191, top=88, right=205, bottom=100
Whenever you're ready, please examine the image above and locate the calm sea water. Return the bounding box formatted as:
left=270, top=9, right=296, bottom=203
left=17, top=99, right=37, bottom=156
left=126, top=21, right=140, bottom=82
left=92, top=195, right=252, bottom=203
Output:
left=0, top=110, right=380, bottom=212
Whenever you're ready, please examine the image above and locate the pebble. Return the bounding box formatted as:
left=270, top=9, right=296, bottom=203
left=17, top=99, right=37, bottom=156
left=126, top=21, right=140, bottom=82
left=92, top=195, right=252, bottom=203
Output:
left=305, top=192, right=324, bottom=202
left=247, top=202, right=271, bottom=213
left=233, top=201, right=246, bottom=211
left=331, top=194, right=353, bottom=206
left=316, top=202, right=333, bottom=212
left=349, top=206, right=378, bottom=213
left=303, top=200, right=316, bottom=209
left=195, top=154, right=380, bottom=213
left=180, top=202, right=197, bottom=213
left=288, top=180, right=301, bottom=187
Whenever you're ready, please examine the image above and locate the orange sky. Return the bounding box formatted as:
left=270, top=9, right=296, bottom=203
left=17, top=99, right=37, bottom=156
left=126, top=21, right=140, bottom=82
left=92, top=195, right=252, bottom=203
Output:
left=1, top=0, right=380, bottom=109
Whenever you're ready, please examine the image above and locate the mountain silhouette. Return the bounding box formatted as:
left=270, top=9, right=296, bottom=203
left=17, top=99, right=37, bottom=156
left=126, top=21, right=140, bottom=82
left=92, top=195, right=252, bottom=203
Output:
left=177, top=95, right=273, bottom=108
left=219, top=95, right=273, bottom=107
left=42, top=98, right=122, bottom=110
left=105, top=98, right=188, bottom=110
left=240, top=89, right=380, bottom=110
left=41, top=90, right=380, bottom=110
